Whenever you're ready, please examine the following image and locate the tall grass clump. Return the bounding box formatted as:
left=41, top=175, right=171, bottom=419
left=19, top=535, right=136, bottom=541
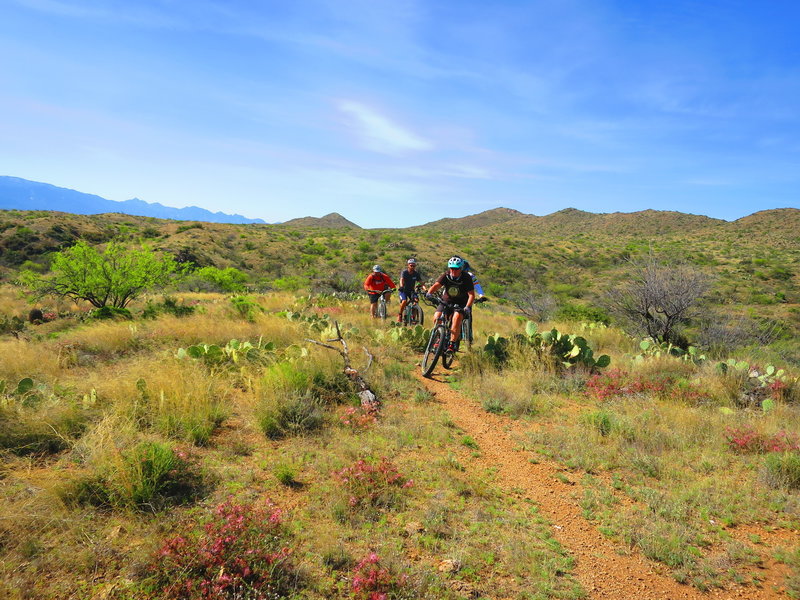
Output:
left=0, top=339, right=60, bottom=381
left=90, top=359, right=228, bottom=446
left=254, top=357, right=351, bottom=439
left=761, top=452, right=800, bottom=490
left=62, top=440, right=207, bottom=511
left=0, top=382, right=90, bottom=455
left=461, top=341, right=564, bottom=417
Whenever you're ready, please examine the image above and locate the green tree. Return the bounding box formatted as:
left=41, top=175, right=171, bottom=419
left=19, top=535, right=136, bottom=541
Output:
left=184, top=266, right=248, bottom=292
left=21, top=241, right=181, bottom=308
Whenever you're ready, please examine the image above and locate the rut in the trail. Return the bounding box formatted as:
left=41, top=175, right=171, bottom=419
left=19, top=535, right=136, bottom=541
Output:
left=415, top=368, right=788, bottom=600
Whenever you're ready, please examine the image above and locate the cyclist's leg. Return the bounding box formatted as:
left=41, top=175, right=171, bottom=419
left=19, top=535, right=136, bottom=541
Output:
left=398, top=291, right=408, bottom=321
left=451, top=311, right=463, bottom=343
left=368, top=292, right=379, bottom=317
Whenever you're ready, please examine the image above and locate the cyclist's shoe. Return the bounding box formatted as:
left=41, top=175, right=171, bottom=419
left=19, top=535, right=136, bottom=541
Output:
left=446, top=341, right=457, bottom=353
left=476, top=296, right=488, bottom=303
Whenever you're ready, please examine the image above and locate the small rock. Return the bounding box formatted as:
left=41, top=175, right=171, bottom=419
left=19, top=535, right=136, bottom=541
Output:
left=403, top=521, right=424, bottom=536
left=438, top=559, right=462, bottom=573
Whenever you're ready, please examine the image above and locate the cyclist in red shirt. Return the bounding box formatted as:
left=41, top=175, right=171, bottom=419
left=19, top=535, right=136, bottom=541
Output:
left=363, top=265, right=396, bottom=318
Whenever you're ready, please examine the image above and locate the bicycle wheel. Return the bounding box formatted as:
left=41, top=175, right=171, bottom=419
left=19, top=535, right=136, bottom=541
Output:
left=462, top=314, right=473, bottom=348
left=410, top=304, right=423, bottom=326
left=442, top=344, right=455, bottom=369
left=421, top=326, right=446, bottom=377
left=377, top=297, right=387, bottom=319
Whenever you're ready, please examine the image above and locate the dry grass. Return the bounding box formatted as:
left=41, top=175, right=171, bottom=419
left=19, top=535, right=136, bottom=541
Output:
left=0, top=338, right=61, bottom=382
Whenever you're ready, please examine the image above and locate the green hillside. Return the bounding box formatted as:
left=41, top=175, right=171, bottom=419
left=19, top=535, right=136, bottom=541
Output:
left=2, top=207, right=798, bottom=361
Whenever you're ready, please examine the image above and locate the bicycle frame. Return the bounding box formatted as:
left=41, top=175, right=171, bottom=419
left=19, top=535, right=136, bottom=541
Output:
left=368, top=289, right=392, bottom=319
left=402, top=290, right=424, bottom=325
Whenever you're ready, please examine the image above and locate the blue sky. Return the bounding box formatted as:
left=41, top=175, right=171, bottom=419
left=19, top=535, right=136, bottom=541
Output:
left=2, top=0, right=799, bottom=227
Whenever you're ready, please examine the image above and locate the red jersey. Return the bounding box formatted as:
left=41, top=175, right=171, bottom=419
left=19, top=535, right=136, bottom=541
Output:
left=363, top=272, right=396, bottom=292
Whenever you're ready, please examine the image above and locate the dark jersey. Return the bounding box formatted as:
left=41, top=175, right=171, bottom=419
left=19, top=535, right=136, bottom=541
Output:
left=435, top=271, right=474, bottom=306
left=399, top=269, right=423, bottom=293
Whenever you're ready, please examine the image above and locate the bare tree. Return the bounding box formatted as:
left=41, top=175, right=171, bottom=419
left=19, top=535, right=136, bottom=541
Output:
left=604, top=252, right=711, bottom=345
left=512, top=290, right=557, bottom=321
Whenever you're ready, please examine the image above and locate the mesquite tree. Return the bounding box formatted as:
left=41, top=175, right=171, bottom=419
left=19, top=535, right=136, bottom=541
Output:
left=605, top=253, right=710, bottom=345
left=21, top=241, right=180, bottom=308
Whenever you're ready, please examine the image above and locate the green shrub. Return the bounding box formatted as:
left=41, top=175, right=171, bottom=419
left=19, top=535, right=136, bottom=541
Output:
left=142, top=296, right=196, bottom=319
left=257, top=393, right=325, bottom=440
left=274, top=463, right=298, bottom=486
left=761, top=452, right=800, bottom=490
left=185, top=266, right=248, bottom=292
left=62, top=441, right=207, bottom=511
left=582, top=410, right=617, bottom=437
left=556, top=303, right=611, bottom=325
left=89, top=306, right=133, bottom=320
left=0, top=384, right=89, bottom=455
left=229, top=295, right=263, bottom=321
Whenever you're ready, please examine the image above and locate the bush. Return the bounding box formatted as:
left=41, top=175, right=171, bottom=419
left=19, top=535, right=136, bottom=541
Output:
left=761, top=452, right=800, bottom=490
left=89, top=306, right=133, bottom=320
left=141, top=296, right=196, bottom=319
left=333, top=457, right=413, bottom=519
left=148, top=499, right=299, bottom=599
left=556, top=302, right=611, bottom=325
left=230, top=295, right=263, bottom=321
left=351, top=552, right=413, bottom=600
left=257, top=393, right=325, bottom=440
left=0, top=397, right=87, bottom=455
left=20, top=241, right=181, bottom=309
left=182, top=266, right=248, bottom=293
left=725, top=425, right=800, bottom=454
left=63, top=441, right=207, bottom=511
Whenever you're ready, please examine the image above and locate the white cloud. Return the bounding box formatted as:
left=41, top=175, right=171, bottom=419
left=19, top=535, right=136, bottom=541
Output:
left=337, top=100, right=433, bottom=155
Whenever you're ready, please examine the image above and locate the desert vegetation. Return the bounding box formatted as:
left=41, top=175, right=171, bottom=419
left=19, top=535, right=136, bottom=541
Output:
left=0, top=208, right=799, bottom=598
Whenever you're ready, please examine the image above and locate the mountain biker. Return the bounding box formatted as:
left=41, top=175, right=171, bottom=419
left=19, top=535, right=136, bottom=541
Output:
left=461, top=259, right=487, bottom=302
left=363, top=265, right=396, bottom=318
left=426, top=256, right=475, bottom=352
left=397, top=258, right=426, bottom=323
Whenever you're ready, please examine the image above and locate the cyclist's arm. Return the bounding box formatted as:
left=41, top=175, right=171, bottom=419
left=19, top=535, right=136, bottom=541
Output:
left=427, top=281, right=442, bottom=295
left=465, top=289, right=475, bottom=308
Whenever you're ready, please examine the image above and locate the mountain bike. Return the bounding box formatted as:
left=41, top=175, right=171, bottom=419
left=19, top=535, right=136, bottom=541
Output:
left=420, top=295, right=463, bottom=377
left=368, top=289, right=393, bottom=319
left=458, top=297, right=486, bottom=348
left=401, top=285, right=425, bottom=326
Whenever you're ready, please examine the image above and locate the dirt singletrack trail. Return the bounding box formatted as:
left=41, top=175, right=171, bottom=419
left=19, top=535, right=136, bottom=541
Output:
left=414, top=367, right=788, bottom=600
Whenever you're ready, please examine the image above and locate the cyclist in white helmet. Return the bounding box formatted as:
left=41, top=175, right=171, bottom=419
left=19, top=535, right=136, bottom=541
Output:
left=363, top=265, right=396, bottom=318
left=397, top=258, right=426, bottom=323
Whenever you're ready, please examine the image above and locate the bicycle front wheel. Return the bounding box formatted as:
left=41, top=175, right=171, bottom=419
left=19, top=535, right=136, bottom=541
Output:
left=377, top=298, right=387, bottom=319
left=410, top=304, right=423, bottom=326
left=442, top=344, right=455, bottom=369
left=421, top=326, right=446, bottom=377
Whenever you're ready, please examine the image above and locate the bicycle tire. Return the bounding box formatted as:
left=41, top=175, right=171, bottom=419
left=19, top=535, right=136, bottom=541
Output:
left=377, top=297, right=387, bottom=319
left=462, top=314, right=473, bottom=348
left=410, top=304, right=423, bottom=326
left=421, top=326, right=446, bottom=377
left=442, top=345, right=455, bottom=369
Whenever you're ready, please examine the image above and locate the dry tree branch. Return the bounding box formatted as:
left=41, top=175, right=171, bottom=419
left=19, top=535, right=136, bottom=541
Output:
left=305, top=321, right=379, bottom=412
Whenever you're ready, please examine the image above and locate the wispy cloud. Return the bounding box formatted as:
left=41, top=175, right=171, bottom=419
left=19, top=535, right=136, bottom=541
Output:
left=336, top=100, right=433, bottom=155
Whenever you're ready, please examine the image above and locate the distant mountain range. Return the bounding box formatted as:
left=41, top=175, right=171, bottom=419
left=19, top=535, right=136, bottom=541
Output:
left=0, top=176, right=267, bottom=224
